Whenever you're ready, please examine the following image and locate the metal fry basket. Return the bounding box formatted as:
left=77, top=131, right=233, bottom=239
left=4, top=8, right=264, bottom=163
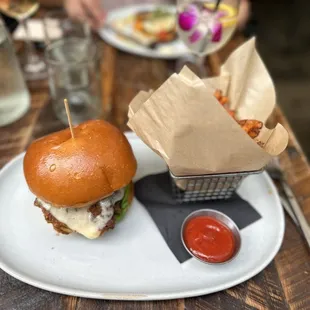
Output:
left=170, top=170, right=262, bottom=203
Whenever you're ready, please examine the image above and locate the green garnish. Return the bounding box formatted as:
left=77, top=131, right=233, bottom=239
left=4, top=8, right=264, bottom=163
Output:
left=151, top=8, right=172, bottom=19
left=115, top=184, right=131, bottom=222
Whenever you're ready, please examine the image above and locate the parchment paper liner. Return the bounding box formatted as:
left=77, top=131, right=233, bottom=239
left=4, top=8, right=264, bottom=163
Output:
left=127, top=38, right=288, bottom=178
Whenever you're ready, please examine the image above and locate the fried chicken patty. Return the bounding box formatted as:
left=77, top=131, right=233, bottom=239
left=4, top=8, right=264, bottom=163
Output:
left=34, top=199, right=122, bottom=236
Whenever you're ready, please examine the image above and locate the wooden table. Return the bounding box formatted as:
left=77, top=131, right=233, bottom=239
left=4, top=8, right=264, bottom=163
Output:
left=1, top=37, right=310, bottom=310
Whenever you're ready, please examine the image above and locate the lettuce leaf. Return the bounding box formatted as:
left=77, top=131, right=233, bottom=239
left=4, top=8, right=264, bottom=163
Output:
left=115, top=184, right=130, bottom=222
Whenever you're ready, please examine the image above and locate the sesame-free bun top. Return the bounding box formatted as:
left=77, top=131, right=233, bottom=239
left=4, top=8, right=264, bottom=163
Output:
left=23, top=120, right=137, bottom=208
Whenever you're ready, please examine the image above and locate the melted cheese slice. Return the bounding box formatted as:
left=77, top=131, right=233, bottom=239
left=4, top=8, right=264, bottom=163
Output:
left=38, top=188, right=125, bottom=239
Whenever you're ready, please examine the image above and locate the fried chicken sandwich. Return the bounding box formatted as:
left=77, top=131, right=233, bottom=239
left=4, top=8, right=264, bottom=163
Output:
left=23, top=120, right=137, bottom=239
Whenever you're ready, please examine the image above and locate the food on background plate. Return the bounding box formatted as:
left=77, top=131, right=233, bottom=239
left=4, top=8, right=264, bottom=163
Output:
left=23, top=120, right=137, bottom=239
left=213, top=89, right=263, bottom=141
left=110, top=7, right=176, bottom=47
left=134, top=9, right=176, bottom=43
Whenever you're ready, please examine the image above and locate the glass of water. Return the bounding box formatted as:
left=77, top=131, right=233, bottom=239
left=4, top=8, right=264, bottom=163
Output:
left=44, top=9, right=91, bottom=45
left=45, top=38, right=102, bottom=125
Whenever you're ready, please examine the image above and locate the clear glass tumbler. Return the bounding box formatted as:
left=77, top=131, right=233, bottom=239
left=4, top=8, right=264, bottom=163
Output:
left=45, top=38, right=102, bottom=125
left=44, top=9, right=91, bottom=45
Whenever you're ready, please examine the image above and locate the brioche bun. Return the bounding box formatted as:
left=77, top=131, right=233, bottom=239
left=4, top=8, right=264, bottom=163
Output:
left=23, top=120, right=137, bottom=207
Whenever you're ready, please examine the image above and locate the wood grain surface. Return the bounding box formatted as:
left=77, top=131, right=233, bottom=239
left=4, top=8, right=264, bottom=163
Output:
left=0, top=35, right=310, bottom=310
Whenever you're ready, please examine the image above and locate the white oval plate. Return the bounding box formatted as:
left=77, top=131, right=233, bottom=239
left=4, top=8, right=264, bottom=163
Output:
left=0, top=133, right=284, bottom=300
left=98, top=4, right=188, bottom=59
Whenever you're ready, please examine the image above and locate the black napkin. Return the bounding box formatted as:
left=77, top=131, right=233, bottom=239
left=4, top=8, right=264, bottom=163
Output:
left=135, top=172, right=261, bottom=263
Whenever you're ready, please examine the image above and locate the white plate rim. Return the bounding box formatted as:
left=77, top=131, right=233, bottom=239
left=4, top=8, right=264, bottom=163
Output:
left=98, top=4, right=188, bottom=60
left=0, top=134, right=285, bottom=300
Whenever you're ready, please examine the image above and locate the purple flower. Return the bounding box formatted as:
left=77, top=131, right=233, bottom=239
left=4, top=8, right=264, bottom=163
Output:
left=189, top=30, right=202, bottom=43
left=211, top=22, right=222, bottom=42
left=178, top=5, right=199, bottom=31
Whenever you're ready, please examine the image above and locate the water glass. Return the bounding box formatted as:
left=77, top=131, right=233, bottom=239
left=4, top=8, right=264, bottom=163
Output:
left=45, top=38, right=102, bottom=125
left=44, top=9, right=90, bottom=45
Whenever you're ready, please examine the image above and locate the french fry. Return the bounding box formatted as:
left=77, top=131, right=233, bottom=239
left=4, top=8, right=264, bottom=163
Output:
left=225, top=108, right=235, bottom=118
left=213, top=89, right=235, bottom=117
left=238, top=120, right=263, bottom=139
left=219, top=96, right=229, bottom=105
left=214, top=89, right=222, bottom=101
left=213, top=89, right=263, bottom=142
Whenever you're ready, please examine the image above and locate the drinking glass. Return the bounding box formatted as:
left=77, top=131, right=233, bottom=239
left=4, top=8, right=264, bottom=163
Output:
left=176, top=0, right=240, bottom=76
left=44, top=9, right=91, bottom=45
left=0, top=0, right=47, bottom=80
left=45, top=38, right=102, bottom=125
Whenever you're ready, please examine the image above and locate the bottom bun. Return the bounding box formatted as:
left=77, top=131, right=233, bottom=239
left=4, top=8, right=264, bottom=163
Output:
left=35, top=182, right=134, bottom=238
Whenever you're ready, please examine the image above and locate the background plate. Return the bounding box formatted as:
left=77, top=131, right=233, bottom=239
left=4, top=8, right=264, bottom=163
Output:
left=0, top=132, right=285, bottom=300
left=98, top=4, right=188, bottom=59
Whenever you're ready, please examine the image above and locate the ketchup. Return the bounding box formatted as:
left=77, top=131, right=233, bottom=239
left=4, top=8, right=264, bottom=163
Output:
left=183, top=216, right=236, bottom=263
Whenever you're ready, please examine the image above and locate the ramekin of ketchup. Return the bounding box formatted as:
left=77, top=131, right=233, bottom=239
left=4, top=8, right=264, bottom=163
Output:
left=181, top=210, right=241, bottom=264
